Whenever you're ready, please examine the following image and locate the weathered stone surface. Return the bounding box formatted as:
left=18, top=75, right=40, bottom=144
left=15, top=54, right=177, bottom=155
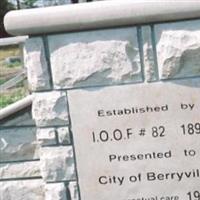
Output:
left=24, top=37, right=51, bottom=91
left=157, top=30, right=200, bottom=79
left=37, top=128, right=57, bottom=146
left=32, top=91, right=69, bottom=127
left=50, top=41, right=141, bottom=88
left=0, top=127, right=39, bottom=162
left=0, top=180, right=45, bottom=200
left=142, top=26, right=157, bottom=82
left=68, top=181, right=79, bottom=200
left=40, top=146, right=75, bottom=182
left=45, top=183, right=67, bottom=200
left=49, top=28, right=142, bottom=89
left=155, top=20, right=200, bottom=79
left=0, top=161, right=40, bottom=179
left=57, top=127, right=71, bottom=145
left=0, top=106, right=35, bottom=127
left=68, top=79, right=200, bottom=199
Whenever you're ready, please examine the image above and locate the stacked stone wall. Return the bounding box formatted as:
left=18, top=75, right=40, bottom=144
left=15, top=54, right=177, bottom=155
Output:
left=0, top=19, right=200, bottom=200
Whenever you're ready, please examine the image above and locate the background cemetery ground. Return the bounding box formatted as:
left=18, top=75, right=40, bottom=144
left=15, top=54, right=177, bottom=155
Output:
left=0, top=45, right=28, bottom=108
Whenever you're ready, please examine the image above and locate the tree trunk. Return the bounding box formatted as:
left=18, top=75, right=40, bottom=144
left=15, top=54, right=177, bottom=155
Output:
left=16, top=0, right=21, bottom=9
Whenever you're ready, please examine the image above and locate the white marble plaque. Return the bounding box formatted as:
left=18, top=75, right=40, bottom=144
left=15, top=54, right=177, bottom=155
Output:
left=68, top=79, right=200, bottom=200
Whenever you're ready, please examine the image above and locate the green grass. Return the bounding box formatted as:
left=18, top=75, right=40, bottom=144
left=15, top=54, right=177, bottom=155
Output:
left=0, top=45, right=21, bottom=60
left=0, top=46, right=29, bottom=109
left=0, top=87, right=27, bottom=109
left=0, top=78, right=7, bottom=85
left=6, top=61, right=22, bottom=68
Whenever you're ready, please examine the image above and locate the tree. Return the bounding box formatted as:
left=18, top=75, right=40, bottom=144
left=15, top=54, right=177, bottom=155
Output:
left=42, top=0, right=71, bottom=7
left=0, top=0, right=15, bottom=38
left=21, top=0, right=38, bottom=8
left=16, top=0, right=21, bottom=9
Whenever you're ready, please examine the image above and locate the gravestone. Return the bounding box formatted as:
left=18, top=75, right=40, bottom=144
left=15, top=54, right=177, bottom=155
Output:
left=3, top=1, right=200, bottom=200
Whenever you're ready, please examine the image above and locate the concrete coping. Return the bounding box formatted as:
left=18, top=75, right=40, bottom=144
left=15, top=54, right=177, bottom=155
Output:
left=0, top=36, right=28, bottom=47
left=4, top=0, right=200, bottom=36
left=0, top=95, right=33, bottom=120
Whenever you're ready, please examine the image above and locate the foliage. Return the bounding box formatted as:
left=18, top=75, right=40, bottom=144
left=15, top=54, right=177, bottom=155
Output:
left=20, top=0, right=38, bottom=8
left=7, top=60, right=22, bottom=68
left=42, top=0, right=72, bottom=6
left=0, top=87, right=27, bottom=109
left=0, top=78, right=7, bottom=85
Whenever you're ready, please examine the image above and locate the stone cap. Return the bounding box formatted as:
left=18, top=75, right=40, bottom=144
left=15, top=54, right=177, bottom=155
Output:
left=4, top=0, right=200, bottom=36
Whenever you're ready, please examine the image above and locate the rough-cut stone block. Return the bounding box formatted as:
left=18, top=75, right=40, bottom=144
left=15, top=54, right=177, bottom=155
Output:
left=45, top=183, right=67, bottom=200
left=0, top=161, right=40, bottom=180
left=142, top=26, right=157, bottom=82
left=68, top=181, right=79, bottom=200
left=24, top=37, right=51, bottom=91
left=40, top=146, right=75, bottom=182
left=0, top=180, right=45, bottom=200
left=155, top=20, right=200, bottom=79
left=32, top=91, right=69, bottom=127
left=57, top=127, right=71, bottom=145
left=48, top=28, right=142, bottom=89
left=0, top=127, right=39, bottom=162
left=37, top=128, right=57, bottom=146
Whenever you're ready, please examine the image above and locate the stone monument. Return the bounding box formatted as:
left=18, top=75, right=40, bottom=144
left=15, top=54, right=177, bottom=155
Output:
left=2, top=0, right=200, bottom=199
